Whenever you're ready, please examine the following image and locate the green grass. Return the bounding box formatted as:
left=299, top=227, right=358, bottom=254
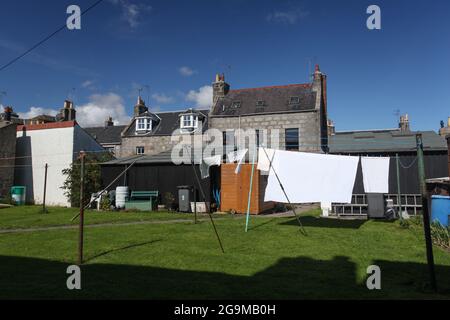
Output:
left=0, top=206, right=449, bottom=299
left=0, top=205, right=198, bottom=230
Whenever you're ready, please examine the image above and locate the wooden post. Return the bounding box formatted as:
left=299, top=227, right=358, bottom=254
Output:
left=395, top=154, right=402, bottom=220
left=78, top=151, right=86, bottom=265
left=416, top=134, right=437, bottom=292
left=193, top=186, right=197, bottom=224
left=42, top=163, right=48, bottom=213
left=245, top=144, right=257, bottom=232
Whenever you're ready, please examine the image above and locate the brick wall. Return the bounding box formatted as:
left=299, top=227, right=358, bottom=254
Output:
left=0, top=123, right=17, bottom=197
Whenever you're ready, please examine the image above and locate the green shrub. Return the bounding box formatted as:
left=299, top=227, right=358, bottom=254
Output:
left=430, top=222, right=450, bottom=250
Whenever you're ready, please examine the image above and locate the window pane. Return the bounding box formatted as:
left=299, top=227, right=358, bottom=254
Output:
left=285, top=128, right=299, bottom=150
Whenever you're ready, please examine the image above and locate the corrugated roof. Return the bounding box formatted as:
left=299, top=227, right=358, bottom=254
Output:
left=329, top=130, right=447, bottom=153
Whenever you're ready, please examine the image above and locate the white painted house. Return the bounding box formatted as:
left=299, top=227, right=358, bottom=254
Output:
left=15, top=121, right=103, bottom=207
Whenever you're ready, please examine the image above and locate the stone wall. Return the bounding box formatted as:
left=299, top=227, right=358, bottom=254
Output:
left=209, top=111, right=322, bottom=152
left=0, top=123, right=17, bottom=197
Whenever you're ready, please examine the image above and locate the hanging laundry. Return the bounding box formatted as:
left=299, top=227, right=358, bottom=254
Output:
left=200, top=155, right=222, bottom=179
left=257, top=147, right=276, bottom=173
left=227, top=149, right=248, bottom=174
left=361, top=157, right=390, bottom=193
left=263, top=149, right=359, bottom=204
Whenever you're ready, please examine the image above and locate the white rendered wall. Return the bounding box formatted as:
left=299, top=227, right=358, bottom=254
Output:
left=16, top=127, right=75, bottom=206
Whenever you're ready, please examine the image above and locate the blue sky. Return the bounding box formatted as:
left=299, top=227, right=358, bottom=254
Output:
left=0, top=0, right=449, bottom=130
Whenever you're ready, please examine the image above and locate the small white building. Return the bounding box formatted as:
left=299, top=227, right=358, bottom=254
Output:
left=15, top=120, right=103, bottom=207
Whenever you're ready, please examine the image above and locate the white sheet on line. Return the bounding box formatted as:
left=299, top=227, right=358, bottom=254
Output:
left=263, top=149, right=359, bottom=204
left=227, top=149, right=248, bottom=174
left=257, top=147, right=276, bottom=173
left=200, top=155, right=222, bottom=179
left=361, top=157, right=390, bottom=193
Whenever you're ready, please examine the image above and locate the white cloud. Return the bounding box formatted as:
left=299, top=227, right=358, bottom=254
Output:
left=18, top=107, right=59, bottom=119
left=266, top=9, right=309, bottom=25
left=81, top=80, right=95, bottom=90
left=17, top=93, right=131, bottom=127
left=151, top=93, right=174, bottom=104
left=179, top=66, right=197, bottom=77
left=76, top=93, right=130, bottom=127
left=110, top=0, right=152, bottom=28
left=186, top=86, right=212, bottom=109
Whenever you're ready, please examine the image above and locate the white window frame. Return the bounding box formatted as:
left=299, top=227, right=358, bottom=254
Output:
left=135, top=117, right=152, bottom=132
left=180, top=114, right=199, bottom=129
left=136, top=146, right=145, bottom=155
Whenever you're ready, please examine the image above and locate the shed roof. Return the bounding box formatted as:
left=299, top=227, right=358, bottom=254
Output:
left=329, top=129, right=448, bottom=153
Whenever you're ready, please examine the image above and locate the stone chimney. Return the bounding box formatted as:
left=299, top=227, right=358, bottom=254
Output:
left=438, top=117, right=450, bottom=137
left=327, top=119, right=335, bottom=136
left=312, top=65, right=327, bottom=112
left=399, top=114, right=410, bottom=132
left=3, top=106, right=13, bottom=122
left=134, top=96, right=148, bottom=116
left=105, top=116, right=114, bottom=127
left=60, top=100, right=76, bottom=121
left=212, top=73, right=230, bottom=105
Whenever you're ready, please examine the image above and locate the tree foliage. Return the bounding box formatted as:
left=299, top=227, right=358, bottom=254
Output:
left=61, top=152, right=114, bottom=207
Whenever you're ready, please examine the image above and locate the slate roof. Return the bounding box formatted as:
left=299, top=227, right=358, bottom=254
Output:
left=85, top=125, right=127, bottom=144
left=329, top=129, right=448, bottom=153
left=210, top=83, right=317, bottom=117
left=122, top=109, right=209, bottom=137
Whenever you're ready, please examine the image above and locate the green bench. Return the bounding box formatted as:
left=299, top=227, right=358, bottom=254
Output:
left=125, top=191, right=159, bottom=211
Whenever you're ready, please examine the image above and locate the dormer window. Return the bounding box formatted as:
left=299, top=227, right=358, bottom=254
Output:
left=289, top=96, right=300, bottom=104
left=181, top=114, right=199, bottom=129
left=135, top=117, right=152, bottom=133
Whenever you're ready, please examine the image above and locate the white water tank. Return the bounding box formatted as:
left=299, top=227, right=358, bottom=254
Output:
left=115, top=186, right=129, bottom=209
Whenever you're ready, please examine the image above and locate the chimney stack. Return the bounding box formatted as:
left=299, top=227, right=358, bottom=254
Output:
left=212, top=73, right=230, bottom=105
left=60, top=100, right=76, bottom=121
left=327, top=119, right=335, bottom=136
left=3, top=106, right=13, bottom=122
left=134, top=96, right=148, bottom=116
left=438, top=116, right=450, bottom=137
left=399, top=114, right=410, bottom=132
left=105, top=116, right=114, bottom=127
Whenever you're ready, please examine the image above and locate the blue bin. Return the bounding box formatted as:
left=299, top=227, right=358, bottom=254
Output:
left=431, top=195, right=450, bottom=227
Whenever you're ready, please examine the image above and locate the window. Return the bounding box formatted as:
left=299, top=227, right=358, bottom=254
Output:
left=232, top=101, right=241, bottom=108
left=180, top=114, right=199, bottom=129
left=223, top=130, right=235, bottom=147
left=289, top=96, right=300, bottom=104
left=136, top=146, right=145, bottom=155
left=256, top=129, right=261, bottom=147
left=136, top=117, right=151, bottom=132
left=256, top=100, right=265, bottom=107
left=285, top=128, right=299, bottom=151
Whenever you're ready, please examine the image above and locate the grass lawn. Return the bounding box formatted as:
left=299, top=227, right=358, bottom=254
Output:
left=0, top=206, right=449, bottom=299
left=0, top=205, right=197, bottom=229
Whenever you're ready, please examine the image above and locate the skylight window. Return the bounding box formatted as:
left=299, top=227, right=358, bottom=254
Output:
left=289, top=96, right=300, bottom=104
left=256, top=100, right=265, bottom=106
left=232, top=101, right=241, bottom=108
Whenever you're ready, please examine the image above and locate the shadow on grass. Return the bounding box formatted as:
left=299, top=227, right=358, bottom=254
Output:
left=280, top=216, right=367, bottom=229
left=0, top=254, right=449, bottom=299
left=85, top=240, right=162, bottom=263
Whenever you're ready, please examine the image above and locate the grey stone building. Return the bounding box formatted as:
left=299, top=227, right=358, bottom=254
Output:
left=0, top=114, right=17, bottom=198
left=208, top=65, right=329, bottom=152
left=119, top=96, right=209, bottom=157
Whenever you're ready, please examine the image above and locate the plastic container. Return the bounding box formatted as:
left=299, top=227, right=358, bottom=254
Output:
left=10, top=186, right=26, bottom=205
left=431, top=195, right=450, bottom=227
left=115, top=186, right=129, bottom=209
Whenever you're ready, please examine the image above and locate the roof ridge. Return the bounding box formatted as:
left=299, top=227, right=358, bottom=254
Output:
left=230, top=83, right=312, bottom=92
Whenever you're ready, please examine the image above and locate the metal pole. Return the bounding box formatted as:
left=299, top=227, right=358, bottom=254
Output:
left=416, top=134, right=437, bottom=292
left=42, top=163, right=48, bottom=213
left=261, top=145, right=307, bottom=235
left=395, top=154, right=402, bottom=220
left=245, top=144, right=257, bottom=232
left=184, top=145, right=224, bottom=253
left=193, top=186, right=197, bottom=224
left=78, top=151, right=86, bottom=265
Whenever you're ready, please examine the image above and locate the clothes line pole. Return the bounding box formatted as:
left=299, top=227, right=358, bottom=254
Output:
left=395, top=153, right=402, bottom=220
left=261, top=145, right=307, bottom=235
left=416, top=134, right=437, bottom=292
left=245, top=143, right=257, bottom=232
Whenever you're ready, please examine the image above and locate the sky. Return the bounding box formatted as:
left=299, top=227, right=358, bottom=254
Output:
left=0, top=0, right=449, bottom=130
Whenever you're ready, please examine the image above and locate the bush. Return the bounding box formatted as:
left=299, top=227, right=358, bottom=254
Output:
left=100, top=195, right=111, bottom=211
left=430, top=222, right=450, bottom=250
left=61, top=152, right=114, bottom=207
